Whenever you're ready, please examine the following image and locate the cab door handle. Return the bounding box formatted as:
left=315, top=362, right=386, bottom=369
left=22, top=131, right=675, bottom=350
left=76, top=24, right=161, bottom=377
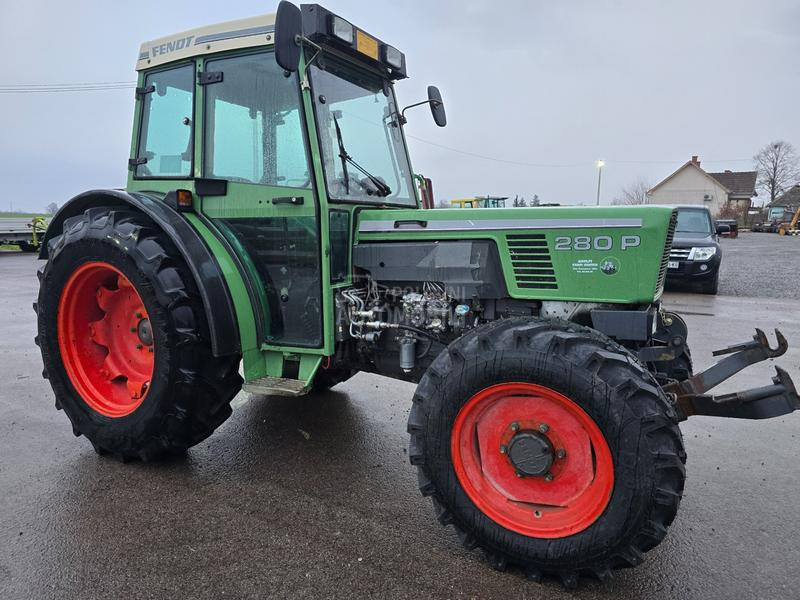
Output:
left=272, top=196, right=304, bottom=205
left=394, top=219, right=427, bottom=228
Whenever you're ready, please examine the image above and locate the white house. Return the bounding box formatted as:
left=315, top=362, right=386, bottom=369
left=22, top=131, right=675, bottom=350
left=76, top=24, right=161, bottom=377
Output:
left=647, top=156, right=757, bottom=216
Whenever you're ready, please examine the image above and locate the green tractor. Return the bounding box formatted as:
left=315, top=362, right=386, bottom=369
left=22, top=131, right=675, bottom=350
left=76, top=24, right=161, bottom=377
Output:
left=35, top=2, right=799, bottom=585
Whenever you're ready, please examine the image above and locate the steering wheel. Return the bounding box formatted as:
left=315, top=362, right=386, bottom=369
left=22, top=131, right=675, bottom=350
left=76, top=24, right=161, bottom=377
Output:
left=283, top=173, right=312, bottom=188
left=333, top=173, right=384, bottom=197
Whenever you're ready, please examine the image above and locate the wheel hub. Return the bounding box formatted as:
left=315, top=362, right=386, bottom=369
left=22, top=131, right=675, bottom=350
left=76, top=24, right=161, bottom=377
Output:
left=507, top=431, right=554, bottom=477
left=451, top=382, right=614, bottom=538
left=57, top=261, right=154, bottom=418
left=137, top=318, right=153, bottom=346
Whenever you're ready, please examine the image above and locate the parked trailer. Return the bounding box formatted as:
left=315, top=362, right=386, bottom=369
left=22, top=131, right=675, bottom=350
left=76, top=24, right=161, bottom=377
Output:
left=0, top=217, right=48, bottom=251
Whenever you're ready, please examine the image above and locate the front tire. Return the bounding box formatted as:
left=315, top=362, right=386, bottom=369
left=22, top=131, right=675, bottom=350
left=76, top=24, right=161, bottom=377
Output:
left=36, top=207, right=242, bottom=460
left=407, top=319, right=685, bottom=585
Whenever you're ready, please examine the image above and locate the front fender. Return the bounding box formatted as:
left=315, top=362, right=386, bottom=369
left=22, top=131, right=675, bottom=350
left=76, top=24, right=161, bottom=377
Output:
left=40, top=189, right=240, bottom=357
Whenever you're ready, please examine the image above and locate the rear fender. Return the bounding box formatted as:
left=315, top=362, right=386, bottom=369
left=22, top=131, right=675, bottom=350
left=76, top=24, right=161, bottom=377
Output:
left=40, top=189, right=240, bottom=357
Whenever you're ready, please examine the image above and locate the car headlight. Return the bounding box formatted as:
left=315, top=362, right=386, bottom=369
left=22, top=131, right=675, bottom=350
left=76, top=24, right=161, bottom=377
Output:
left=689, top=246, right=717, bottom=261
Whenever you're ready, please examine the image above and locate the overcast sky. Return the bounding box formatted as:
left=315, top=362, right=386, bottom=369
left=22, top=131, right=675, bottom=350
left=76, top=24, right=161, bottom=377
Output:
left=1, top=0, right=798, bottom=212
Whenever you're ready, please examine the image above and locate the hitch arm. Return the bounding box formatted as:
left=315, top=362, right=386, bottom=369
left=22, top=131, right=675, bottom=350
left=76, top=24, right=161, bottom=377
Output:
left=664, top=329, right=800, bottom=420
left=673, top=367, right=799, bottom=419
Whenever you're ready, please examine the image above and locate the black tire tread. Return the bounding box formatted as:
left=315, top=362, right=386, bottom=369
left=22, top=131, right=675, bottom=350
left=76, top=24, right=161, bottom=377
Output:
left=407, top=317, right=685, bottom=586
left=36, top=207, right=242, bottom=460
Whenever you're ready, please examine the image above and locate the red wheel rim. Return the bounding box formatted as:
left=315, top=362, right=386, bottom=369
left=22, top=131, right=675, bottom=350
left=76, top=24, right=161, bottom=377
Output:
left=451, top=383, right=613, bottom=538
left=57, top=261, right=154, bottom=418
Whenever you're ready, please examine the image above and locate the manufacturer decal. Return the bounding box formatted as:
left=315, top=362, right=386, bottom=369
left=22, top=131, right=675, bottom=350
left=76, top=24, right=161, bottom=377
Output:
left=151, top=36, right=195, bottom=58
left=571, top=259, right=599, bottom=274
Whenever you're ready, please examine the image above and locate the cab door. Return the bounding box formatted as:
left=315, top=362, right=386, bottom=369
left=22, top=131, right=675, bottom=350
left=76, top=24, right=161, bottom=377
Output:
left=199, top=50, right=322, bottom=348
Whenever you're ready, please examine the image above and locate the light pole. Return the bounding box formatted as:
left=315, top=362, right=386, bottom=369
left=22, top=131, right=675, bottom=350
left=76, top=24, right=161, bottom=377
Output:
left=595, top=160, right=605, bottom=206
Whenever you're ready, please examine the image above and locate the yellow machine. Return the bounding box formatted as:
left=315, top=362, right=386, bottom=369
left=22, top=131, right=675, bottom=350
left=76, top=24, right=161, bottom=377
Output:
left=777, top=207, right=800, bottom=236
left=449, top=195, right=507, bottom=208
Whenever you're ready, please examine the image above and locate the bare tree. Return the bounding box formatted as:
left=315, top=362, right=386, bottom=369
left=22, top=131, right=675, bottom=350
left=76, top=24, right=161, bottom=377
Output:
left=513, top=195, right=527, bottom=207
left=613, top=177, right=651, bottom=205
left=716, top=202, right=745, bottom=221
left=45, top=202, right=59, bottom=215
left=754, top=141, right=799, bottom=205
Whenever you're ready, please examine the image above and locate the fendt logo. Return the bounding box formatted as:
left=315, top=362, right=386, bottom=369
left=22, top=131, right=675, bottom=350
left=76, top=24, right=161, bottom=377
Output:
left=151, top=36, right=195, bottom=58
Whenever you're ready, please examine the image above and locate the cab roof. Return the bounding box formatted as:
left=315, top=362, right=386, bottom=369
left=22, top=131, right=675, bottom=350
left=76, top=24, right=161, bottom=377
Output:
left=136, top=13, right=276, bottom=71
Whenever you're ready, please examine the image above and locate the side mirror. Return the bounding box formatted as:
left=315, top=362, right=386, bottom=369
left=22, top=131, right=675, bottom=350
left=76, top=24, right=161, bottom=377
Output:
left=427, top=86, right=447, bottom=127
left=275, top=1, right=302, bottom=72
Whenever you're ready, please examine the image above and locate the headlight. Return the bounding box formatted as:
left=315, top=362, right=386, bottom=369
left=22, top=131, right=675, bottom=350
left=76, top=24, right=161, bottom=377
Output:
left=330, top=15, right=355, bottom=44
left=383, top=45, right=403, bottom=70
left=689, top=246, right=717, bottom=261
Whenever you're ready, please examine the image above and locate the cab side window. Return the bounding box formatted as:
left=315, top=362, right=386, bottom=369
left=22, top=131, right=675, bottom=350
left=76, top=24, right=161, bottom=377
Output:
left=135, top=64, right=194, bottom=178
left=203, top=52, right=310, bottom=188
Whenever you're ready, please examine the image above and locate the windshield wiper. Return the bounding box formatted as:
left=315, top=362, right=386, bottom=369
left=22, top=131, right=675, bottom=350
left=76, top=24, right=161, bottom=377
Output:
left=332, top=115, right=391, bottom=197
left=332, top=114, right=351, bottom=195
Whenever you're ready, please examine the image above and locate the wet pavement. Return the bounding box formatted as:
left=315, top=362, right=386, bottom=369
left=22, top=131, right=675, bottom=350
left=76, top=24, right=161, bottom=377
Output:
left=1, top=250, right=799, bottom=599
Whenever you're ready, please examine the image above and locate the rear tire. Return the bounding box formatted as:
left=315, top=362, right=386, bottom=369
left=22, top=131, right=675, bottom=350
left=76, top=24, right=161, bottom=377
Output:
left=35, top=207, right=242, bottom=460
left=407, top=319, right=685, bottom=586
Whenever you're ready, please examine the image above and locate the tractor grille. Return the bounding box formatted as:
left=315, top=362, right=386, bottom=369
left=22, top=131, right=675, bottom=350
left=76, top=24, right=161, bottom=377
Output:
left=656, top=209, right=679, bottom=295
left=506, top=234, right=558, bottom=290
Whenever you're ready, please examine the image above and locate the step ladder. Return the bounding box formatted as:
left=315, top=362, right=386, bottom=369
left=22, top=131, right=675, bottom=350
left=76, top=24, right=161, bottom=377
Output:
left=242, top=377, right=309, bottom=397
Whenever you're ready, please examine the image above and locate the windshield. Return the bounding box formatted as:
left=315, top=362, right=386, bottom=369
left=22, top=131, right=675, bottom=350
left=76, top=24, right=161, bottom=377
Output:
left=310, top=56, right=415, bottom=205
left=768, top=207, right=785, bottom=221
left=676, top=209, right=712, bottom=234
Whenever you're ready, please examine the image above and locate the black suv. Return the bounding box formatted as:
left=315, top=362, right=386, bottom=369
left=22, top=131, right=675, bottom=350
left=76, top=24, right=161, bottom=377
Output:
left=666, top=206, right=723, bottom=294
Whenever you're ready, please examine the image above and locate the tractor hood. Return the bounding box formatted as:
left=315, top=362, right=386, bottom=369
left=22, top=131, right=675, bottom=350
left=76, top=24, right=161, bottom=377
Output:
left=355, top=206, right=677, bottom=304
left=357, top=206, right=657, bottom=234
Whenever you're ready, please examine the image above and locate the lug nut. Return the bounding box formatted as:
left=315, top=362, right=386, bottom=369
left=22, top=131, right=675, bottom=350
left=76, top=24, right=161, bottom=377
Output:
left=135, top=312, right=143, bottom=319
left=136, top=344, right=143, bottom=350
left=556, top=448, right=567, bottom=459
left=130, top=327, right=136, bottom=333
left=544, top=472, right=554, bottom=482
left=499, top=445, right=508, bottom=454
left=510, top=422, right=520, bottom=432
left=539, top=423, right=550, bottom=434
left=515, top=470, right=523, bottom=478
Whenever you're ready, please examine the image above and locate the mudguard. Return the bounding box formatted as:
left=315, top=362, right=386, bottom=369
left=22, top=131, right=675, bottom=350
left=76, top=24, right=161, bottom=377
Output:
left=39, top=189, right=240, bottom=357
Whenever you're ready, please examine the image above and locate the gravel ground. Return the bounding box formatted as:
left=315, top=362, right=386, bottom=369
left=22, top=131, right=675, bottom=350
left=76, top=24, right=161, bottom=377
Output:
left=666, top=231, right=799, bottom=299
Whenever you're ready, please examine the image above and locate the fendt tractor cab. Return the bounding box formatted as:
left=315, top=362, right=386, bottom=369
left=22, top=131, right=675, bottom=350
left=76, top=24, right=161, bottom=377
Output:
left=35, top=2, right=799, bottom=586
